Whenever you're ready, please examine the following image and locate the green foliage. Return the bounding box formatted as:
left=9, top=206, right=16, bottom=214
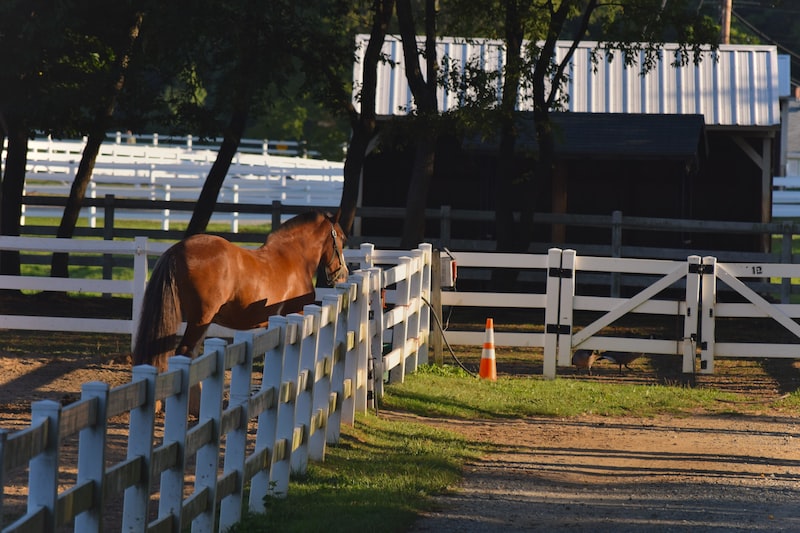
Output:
left=228, top=414, right=484, bottom=533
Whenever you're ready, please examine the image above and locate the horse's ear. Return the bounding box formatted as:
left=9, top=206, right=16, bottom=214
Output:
left=333, top=208, right=342, bottom=224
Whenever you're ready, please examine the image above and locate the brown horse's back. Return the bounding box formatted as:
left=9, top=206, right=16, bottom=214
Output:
left=178, top=234, right=316, bottom=330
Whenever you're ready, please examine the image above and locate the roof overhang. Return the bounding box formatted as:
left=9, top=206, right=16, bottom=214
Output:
left=463, top=112, right=707, bottom=161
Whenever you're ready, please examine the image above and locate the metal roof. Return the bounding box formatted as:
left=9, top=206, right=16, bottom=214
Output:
left=353, top=35, right=786, bottom=127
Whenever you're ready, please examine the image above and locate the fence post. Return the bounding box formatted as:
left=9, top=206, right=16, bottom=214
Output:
left=218, top=332, right=254, bottom=530
left=430, top=249, right=443, bottom=366
left=417, top=243, right=432, bottom=366
left=131, top=237, right=149, bottom=351
left=542, top=248, right=563, bottom=379
left=308, top=299, right=337, bottom=461
left=325, top=290, right=347, bottom=444
left=404, top=251, right=424, bottom=375
left=193, top=338, right=227, bottom=533
left=271, top=314, right=302, bottom=498
left=89, top=182, right=97, bottom=229
left=351, top=273, right=370, bottom=414
left=359, top=242, right=374, bottom=269
left=340, top=280, right=360, bottom=425
left=699, top=256, right=717, bottom=374
left=781, top=221, right=793, bottom=303
left=611, top=210, right=622, bottom=298
left=389, top=259, right=411, bottom=385
left=231, top=183, right=240, bottom=234
left=162, top=184, right=171, bottom=231
left=271, top=200, right=282, bottom=230
left=556, top=249, right=576, bottom=368
left=248, top=318, right=286, bottom=511
left=102, top=194, right=115, bottom=290
left=28, top=400, right=61, bottom=532
left=75, top=382, right=110, bottom=533
left=291, top=311, right=320, bottom=476
left=157, top=355, right=192, bottom=531
left=122, top=365, right=157, bottom=533
left=683, top=255, right=702, bottom=373
left=366, top=267, right=385, bottom=402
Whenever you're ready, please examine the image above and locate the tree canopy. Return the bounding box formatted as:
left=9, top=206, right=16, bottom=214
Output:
left=0, top=0, right=787, bottom=267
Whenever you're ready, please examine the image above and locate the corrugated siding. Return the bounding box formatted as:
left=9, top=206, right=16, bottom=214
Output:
left=353, top=35, right=781, bottom=126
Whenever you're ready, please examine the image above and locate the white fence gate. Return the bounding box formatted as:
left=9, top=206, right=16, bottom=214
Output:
left=440, top=248, right=800, bottom=378
left=0, top=239, right=431, bottom=533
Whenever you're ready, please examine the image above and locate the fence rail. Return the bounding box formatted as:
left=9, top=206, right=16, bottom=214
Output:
left=0, top=239, right=432, bottom=533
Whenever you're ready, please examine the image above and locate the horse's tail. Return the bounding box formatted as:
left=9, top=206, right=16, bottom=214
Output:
left=132, top=249, right=181, bottom=372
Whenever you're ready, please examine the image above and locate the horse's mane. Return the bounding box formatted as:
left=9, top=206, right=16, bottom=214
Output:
left=266, top=210, right=332, bottom=243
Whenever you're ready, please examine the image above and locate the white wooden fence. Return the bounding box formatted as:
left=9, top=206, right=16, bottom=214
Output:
left=0, top=239, right=432, bottom=532
left=19, top=135, right=344, bottom=230
left=440, top=248, right=800, bottom=378
left=772, top=152, right=800, bottom=218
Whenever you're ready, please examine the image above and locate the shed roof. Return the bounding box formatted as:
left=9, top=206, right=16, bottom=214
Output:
left=354, top=36, right=786, bottom=127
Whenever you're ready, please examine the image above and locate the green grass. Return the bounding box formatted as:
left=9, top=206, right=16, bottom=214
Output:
left=229, top=413, right=484, bottom=533
left=22, top=215, right=271, bottom=238
left=380, top=364, right=794, bottom=418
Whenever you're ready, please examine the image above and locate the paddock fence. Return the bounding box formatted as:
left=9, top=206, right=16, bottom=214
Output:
left=21, top=135, right=343, bottom=230
left=0, top=239, right=432, bottom=533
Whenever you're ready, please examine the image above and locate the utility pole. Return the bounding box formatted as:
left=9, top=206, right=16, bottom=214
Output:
left=720, top=0, right=732, bottom=44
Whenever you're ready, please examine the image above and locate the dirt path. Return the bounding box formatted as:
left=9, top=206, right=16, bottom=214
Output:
left=389, top=412, right=800, bottom=532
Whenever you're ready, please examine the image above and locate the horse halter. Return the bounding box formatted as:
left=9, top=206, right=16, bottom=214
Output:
left=325, top=223, right=348, bottom=286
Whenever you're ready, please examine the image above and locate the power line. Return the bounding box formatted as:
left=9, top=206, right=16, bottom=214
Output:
left=731, top=9, right=800, bottom=86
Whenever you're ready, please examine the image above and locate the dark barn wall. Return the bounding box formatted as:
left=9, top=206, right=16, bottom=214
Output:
left=360, top=122, right=769, bottom=254
left=562, top=158, right=690, bottom=248
left=688, top=131, right=765, bottom=251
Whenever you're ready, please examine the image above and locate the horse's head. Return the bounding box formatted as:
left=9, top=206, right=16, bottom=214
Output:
left=322, top=211, right=349, bottom=286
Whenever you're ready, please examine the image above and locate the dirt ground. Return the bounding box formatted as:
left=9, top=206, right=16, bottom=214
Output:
left=0, top=293, right=799, bottom=531
left=392, top=412, right=800, bottom=532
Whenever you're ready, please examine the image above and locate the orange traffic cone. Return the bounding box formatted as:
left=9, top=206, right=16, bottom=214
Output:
left=479, top=318, right=497, bottom=381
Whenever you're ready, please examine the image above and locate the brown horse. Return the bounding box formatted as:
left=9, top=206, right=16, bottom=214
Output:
left=132, top=209, right=348, bottom=373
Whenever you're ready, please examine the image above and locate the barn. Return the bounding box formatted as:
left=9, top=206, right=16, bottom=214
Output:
left=353, top=37, right=792, bottom=253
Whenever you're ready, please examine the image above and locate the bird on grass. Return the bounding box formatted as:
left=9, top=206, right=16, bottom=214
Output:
left=572, top=349, right=600, bottom=375
left=600, top=351, right=643, bottom=374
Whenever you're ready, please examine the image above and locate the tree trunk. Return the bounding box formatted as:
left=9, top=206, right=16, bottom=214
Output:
left=494, top=0, right=525, bottom=255
left=0, top=120, right=28, bottom=277
left=50, top=11, right=144, bottom=278
left=337, top=0, right=394, bottom=236
left=185, top=107, right=248, bottom=236
left=397, top=0, right=438, bottom=249
left=50, top=130, right=104, bottom=278
left=339, top=125, right=372, bottom=236
left=400, top=139, right=436, bottom=248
